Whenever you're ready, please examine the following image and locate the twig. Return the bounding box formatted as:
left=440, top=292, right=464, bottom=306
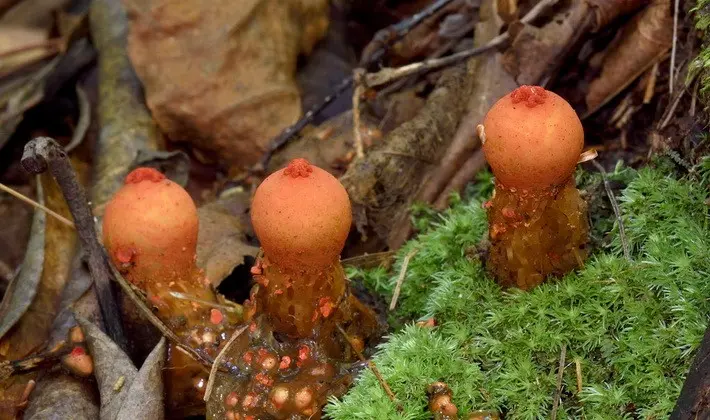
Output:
left=64, top=84, right=91, bottom=153
left=551, top=344, right=567, bottom=420
left=203, top=324, right=249, bottom=402
left=258, top=77, right=353, bottom=171
left=0, top=182, right=75, bottom=228
left=21, top=136, right=127, bottom=350
left=363, top=0, right=559, bottom=88
left=337, top=324, right=403, bottom=412
left=591, top=160, right=631, bottom=261
left=575, top=358, right=583, bottom=394
left=259, top=0, right=559, bottom=167
left=670, top=0, right=679, bottom=94
left=360, top=0, right=456, bottom=66
left=389, top=248, right=419, bottom=311
left=352, top=69, right=366, bottom=159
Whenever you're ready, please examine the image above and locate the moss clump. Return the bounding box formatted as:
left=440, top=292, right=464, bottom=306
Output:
left=328, top=162, right=710, bottom=419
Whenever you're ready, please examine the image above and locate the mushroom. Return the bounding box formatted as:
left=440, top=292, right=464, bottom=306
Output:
left=481, top=86, right=590, bottom=290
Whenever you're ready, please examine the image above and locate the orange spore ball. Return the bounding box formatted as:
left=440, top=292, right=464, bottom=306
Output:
left=102, top=167, right=199, bottom=288
left=250, top=158, right=352, bottom=269
left=482, top=85, right=584, bottom=190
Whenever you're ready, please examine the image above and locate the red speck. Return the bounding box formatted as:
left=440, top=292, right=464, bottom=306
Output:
left=502, top=207, right=516, bottom=219
left=210, top=309, right=223, bottom=325
left=255, top=372, right=274, bottom=387
left=318, top=297, right=334, bottom=318
left=115, top=247, right=135, bottom=264
left=283, top=158, right=314, bottom=178
left=250, top=265, right=262, bottom=275
left=257, top=348, right=269, bottom=359
left=243, top=351, right=253, bottom=364
left=245, top=416, right=255, bottom=420
left=298, top=345, right=310, bottom=361
left=510, top=85, right=548, bottom=108
left=225, top=392, right=238, bottom=407
left=274, top=289, right=284, bottom=295
left=279, top=356, right=291, bottom=370
left=242, top=392, right=257, bottom=408
left=249, top=322, right=257, bottom=333
left=124, top=167, right=166, bottom=184
left=70, top=347, right=85, bottom=357
left=483, top=200, right=493, bottom=209
left=311, top=310, right=319, bottom=322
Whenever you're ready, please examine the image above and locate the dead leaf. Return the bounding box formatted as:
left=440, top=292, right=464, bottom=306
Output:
left=24, top=373, right=99, bottom=420
left=76, top=317, right=166, bottom=420
left=115, top=337, right=165, bottom=420
left=197, top=197, right=259, bottom=287
left=123, top=0, right=330, bottom=169
left=0, top=168, right=82, bottom=416
left=585, top=0, right=673, bottom=114
left=88, top=0, right=164, bottom=212
left=0, top=183, right=32, bottom=282
left=0, top=177, right=46, bottom=340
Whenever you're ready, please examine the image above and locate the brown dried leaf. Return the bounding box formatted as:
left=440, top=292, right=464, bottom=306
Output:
left=123, top=0, right=330, bottom=168
left=77, top=317, right=166, bottom=420
left=197, top=196, right=259, bottom=287
left=585, top=0, right=673, bottom=114
left=24, top=373, right=99, bottom=420
left=0, top=178, right=46, bottom=340
left=0, top=167, right=83, bottom=415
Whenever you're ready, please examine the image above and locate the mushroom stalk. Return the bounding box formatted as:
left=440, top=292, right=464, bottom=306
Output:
left=481, top=86, right=589, bottom=290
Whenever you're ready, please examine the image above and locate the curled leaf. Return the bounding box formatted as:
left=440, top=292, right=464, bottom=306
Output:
left=24, top=373, right=99, bottom=420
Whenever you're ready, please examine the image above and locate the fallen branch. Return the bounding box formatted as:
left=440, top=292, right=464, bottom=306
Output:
left=591, top=160, right=631, bottom=261
left=21, top=137, right=126, bottom=350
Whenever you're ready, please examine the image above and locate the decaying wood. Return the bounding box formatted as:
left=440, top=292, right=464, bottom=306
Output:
left=340, top=65, right=471, bottom=249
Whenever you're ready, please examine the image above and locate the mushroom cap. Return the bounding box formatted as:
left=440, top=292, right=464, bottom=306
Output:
left=102, top=168, right=198, bottom=287
left=250, top=158, right=352, bottom=269
left=482, top=85, right=584, bottom=190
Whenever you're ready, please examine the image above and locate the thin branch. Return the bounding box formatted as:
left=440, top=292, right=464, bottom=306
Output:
left=389, top=248, right=419, bottom=311
left=591, top=160, right=631, bottom=261
left=337, top=324, right=403, bottom=412
left=360, top=0, right=456, bottom=66
left=203, top=323, right=249, bottom=402
left=575, top=358, right=583, bottom=394
left=257, top=77, right=353, bottom=171
left=551, top=344, right=567, bottom=420
left=21, top=137, right=127, bottom=350
left=363, top=0, right=559, bottom=88
left=0, top=182, right=75, bottom=228
left=0, top=38, right=62, bottom=61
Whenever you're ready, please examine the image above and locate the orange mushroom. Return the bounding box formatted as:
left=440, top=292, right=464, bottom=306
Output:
left=250, top=157, right=352, bottom=271
left=482, top=85, right=584, bottom=191
left=103, top=167, right=200, bottom=292
left=481, top=86, right=589, bottom=290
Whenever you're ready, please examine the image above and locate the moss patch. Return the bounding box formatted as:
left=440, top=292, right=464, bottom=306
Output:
left=328, top=161, right=710, bottom=419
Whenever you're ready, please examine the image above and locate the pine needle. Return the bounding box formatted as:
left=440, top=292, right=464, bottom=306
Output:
left=0, top=182, right=75, bottom=228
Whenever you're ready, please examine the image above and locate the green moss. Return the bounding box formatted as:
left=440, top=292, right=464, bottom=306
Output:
left=329, top=162, right=710, bottom=419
